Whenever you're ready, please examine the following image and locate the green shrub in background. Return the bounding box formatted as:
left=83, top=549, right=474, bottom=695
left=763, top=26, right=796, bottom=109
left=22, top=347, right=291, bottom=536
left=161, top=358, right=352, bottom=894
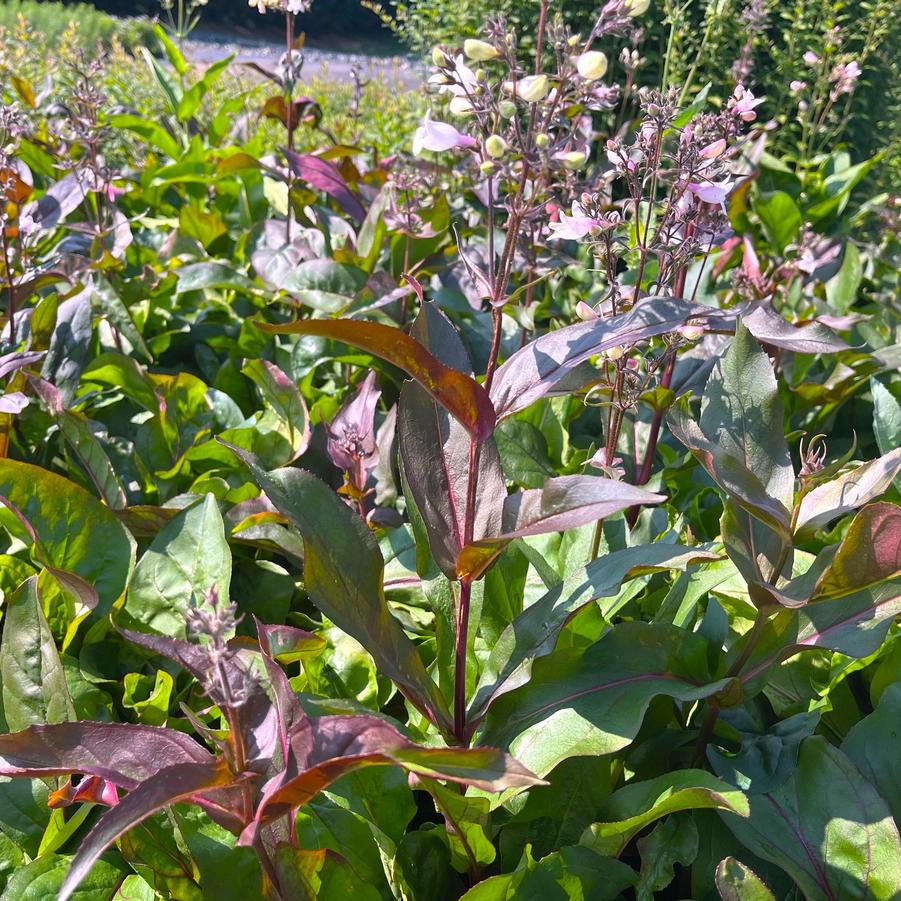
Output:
left=0, top=0, right=154, bottom=49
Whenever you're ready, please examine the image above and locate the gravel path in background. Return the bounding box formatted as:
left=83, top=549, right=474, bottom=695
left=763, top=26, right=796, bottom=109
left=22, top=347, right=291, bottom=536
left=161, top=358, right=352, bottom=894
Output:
left=184, top=30, right=423, bottom=88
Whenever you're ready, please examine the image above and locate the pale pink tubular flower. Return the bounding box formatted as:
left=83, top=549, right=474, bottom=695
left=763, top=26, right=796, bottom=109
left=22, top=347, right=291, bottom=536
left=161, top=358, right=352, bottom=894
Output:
left=327, top=371, right=382, bottom=491
left=686, top=179, right=735, bottom=213
left=548, top=201, right=608, bottom=240
left=790, top=80, right=807, bottom=94
left=412, top=111, right=478, bottom=156
left=429, top=54, right=478, bottom=98
left=728, top=84, right=765, bottom=121
left=803, top=50, right=820, bottom=66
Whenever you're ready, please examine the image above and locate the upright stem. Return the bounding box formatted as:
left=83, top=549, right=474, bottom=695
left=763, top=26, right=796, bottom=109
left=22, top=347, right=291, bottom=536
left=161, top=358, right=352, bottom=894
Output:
left=284, top=12, right=295, bottom=242
left=2, top=233, right=16, bottom=346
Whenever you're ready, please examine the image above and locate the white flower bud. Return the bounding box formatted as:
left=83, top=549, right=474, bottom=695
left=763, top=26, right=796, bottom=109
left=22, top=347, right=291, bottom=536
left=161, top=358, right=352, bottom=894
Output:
left=449, top=95, right=474, bottom=116
left=485, top=134, right=508, bottom=159
left=504, top=74, right=550, bottom=103
left=535, top=133, right=550, bottom=148
left=480, top=160, right=498, bottom=175
left=499, top=100, right=517, bottom=118
left=678, top=324, right=704, bottom=341
left=431, top=46, right=450, bottom=67
left=603, top=345, right=625, bottom=360
left=463, top=38, right=500, bottom=61
left=576, top=50, right=608, bottom=81
left=559, top=150, right=587, bottom=169
left=625, top=0, right=649, bottom=15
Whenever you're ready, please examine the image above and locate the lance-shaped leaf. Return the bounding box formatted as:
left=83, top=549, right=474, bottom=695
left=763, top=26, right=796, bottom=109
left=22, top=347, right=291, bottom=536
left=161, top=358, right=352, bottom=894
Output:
left=739, top=506, right=901, bottom=686
left=720, top=737, right=901, bottom=901
left=469, top=545, right=720, bottom=724
left=478, top=622, right=730, bottom=778
left=0, top=576, right=74, bottom=732
left=699, top=323, right=794, bottom=510
left=741, top=305, right=848, bottom=354
left=58, top=760, right=236, bottom=901
left=842, top=683, right=901, bottom=825
left=256, top=318, right=496, bottom=440
left=286, top=150, right=366, bottom=222
left=246, top=714, right=542, bottom=838
left=811, top=502, right=901, bottom=599
left=0, top=722, right=214, bottom=788
left=794, top=448, right=901, bottom=536
left=398, top=303, right=505, bottom=579
left=456, top=477, right=665, bottom=582
left=124, top=494, right=232, bottom=638
left=582, top=771, right=749, bottom=856
left=223, top=444, right=454, bottom=733
left=490, top=297, right=706, bottom=419
left=242, top=359, right=310, bottom=461
left=0, top=459, right=135, bottom=617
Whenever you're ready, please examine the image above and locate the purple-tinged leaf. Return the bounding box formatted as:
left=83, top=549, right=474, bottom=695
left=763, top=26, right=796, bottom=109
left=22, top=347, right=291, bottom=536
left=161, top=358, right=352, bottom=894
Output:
left=812, top=502, right=901, bottom=599
left=468, top=545, right=721, bottom=725
left=399, top=303, right=505, bottom=579
left=0, top=722, right=213, bottom=789
left=116, top=624, right=281, bottom=770
left=669, top=409, right=793, bottom=537
left=223, top=443, right=454, bottom=734
left=0, top=349, right=44, bottom=379
left=256, top=621, right=326, bottom=663
left=19, top=171, right=90, bottom=233
left=58, top=760, right=235, bottom=901
left=286, top=151, right=366, bottom=222
left=246, top=714, right=541, bottom=838
left=489, top=297, right=707, bottom=419
left=795, top=448, right=901, bottom=536
left=256, top=317, right=496, bottom=440
left=741, top=305, right=849, bottom=354
left=456, top=476, right=665, bottom=582
left=242, top=359, right=310, bottom=461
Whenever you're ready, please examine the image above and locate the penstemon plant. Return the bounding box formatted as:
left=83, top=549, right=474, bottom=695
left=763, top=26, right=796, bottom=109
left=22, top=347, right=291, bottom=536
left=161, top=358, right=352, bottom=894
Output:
left=0, top=0, right=900, bottom=896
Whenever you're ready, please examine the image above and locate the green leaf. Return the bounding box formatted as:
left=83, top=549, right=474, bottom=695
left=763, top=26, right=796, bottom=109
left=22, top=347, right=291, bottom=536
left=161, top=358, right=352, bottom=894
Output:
left=0, top=576, right=74, bottom=732
left=241, top=359, right=310, bottom=460
left=872, top=380, right=901, bottom=459
left=173, top=807, right=264, bottom=901
left=56, top=411, right=127, bottom=510
left=478, top=622, right=730, bottom=778
left=494, top=420, right=556, bottom=488
left=584, top=771, right=749, bottom=856
left=0, top=461, right=135, bottom=618
left=419, top=777, right=496, bottom=873
left=225, top=445, right=454, bottom=733
left=720, top=737, right=901, bottom=900
left=636, top=812, right=698, bottom=900
left=0, top=853, right=127, bottom=901
left=461, top=845, right=637, bottom=900
left=715, top=857, right=777, bottom=900
left=806, top=154, right=880, bottom=220
left=124, top=494, right=231, bottom=638
left=470, top=545, right=721, bottom=724
left=116, top=813, right=201, bottom=901
left=842, top=682, right=901, bottom=825
left=754, top=191, right=801, bottom=252
left=825, top=242, right=862, bottom=313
